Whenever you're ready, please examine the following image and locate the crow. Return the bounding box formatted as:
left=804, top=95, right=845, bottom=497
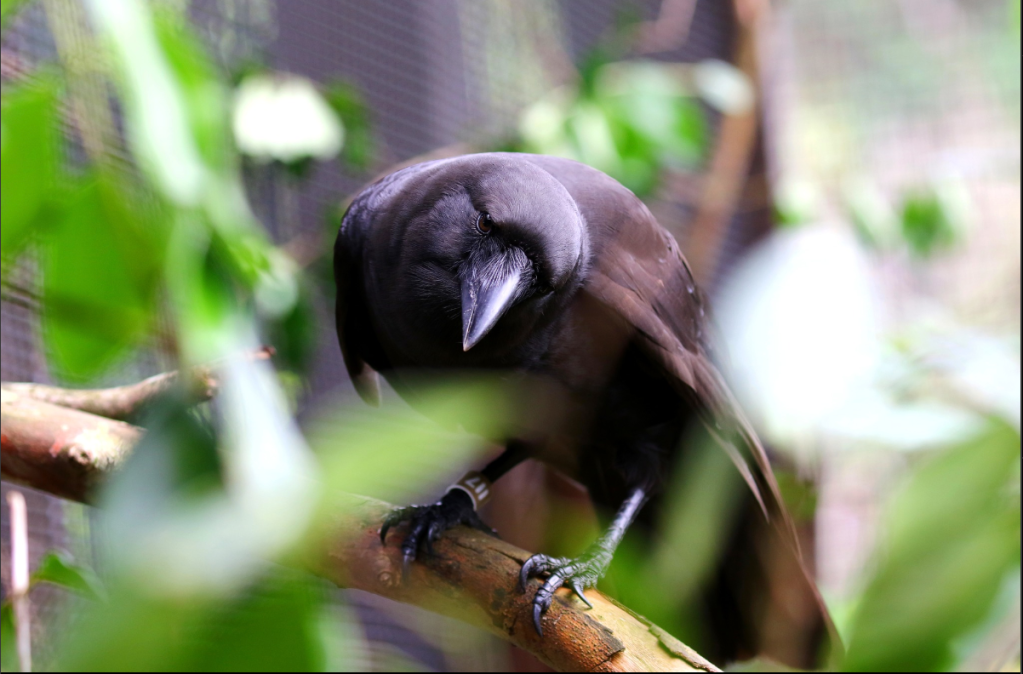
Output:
left=334, top=153, right=839, bottom=667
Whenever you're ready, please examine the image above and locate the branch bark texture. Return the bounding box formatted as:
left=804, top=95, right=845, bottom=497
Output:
left=0, top=389, right=139, bottom=502
left=0, top=376, right=720, bottom=673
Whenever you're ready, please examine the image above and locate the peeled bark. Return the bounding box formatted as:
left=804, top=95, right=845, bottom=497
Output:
left=0, top=389, right=140, bottom=502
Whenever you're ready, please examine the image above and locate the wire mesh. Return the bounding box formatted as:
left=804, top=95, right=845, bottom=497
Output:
left=0, top=0, right=772, bottom=669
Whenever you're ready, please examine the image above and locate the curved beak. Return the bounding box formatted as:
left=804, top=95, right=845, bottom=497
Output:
left=461, top=251, right=527, bottom=352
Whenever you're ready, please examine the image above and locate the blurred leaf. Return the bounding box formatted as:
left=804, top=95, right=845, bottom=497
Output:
left=773, top=178, right=822, bottom=229
left=0, top=0, right=31, bottom=29
left=164, top=225, right=242, bottom=364
left=42, top=181, right=157, bottom=381
left=58, top=567, right=334, bottom=672
left=518, top=60, right=707, bottom=197
left=324, top=81, right=375, bottom=172
left=86, top=0, right=206, bottom=206
left=265, top=286, right=317, bottom=373
left=774, top=470, right=819, bottom=524
left=153, top=6, right=232, bottom=173
left=609, top=434, right=745, bottom=646
left=900, top=184, right=966, bottom=258
left=692, top=59, right=755, bottom=115
left=58, top=591, right=194, bottom=671
left=844, top=178, right=899, bottom=250
left=307, top=378, right=511, bottom=521
left=185, top=569, right=327, bottom=673
left=1, top=604, right=18, bottom=673
left=843, top=422, right=1022, bottom=672
left=1, top=78, right=60, bottom=263
left=31, top=553, right=105, bottom=601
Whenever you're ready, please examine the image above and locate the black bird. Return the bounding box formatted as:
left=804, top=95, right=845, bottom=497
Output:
left=334, top=153, right=838, bottom=667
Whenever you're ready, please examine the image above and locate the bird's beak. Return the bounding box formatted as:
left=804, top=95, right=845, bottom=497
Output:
left=461, top=251, right=526, bottom=352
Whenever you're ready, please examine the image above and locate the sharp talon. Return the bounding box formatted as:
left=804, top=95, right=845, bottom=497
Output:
left=380, top=522, right=392, bottom=545
left=402, top=551, right=414, bottom=582
left=571, top=581, right=593, bottom=609
left=519, top=558, right=537, bottom=593
left=533, top=603, right=544, bottom=636
left=424, top=522, right=442, bottom=556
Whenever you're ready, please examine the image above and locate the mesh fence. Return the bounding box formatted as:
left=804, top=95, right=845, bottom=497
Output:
left=0, top=0, right=766, bottom=669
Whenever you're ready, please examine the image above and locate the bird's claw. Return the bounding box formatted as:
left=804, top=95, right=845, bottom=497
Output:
left=379, top=490, right=497, bottom=575
left=519, top=553, right=603, bottom=635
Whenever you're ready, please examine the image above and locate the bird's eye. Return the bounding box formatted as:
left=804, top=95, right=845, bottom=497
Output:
left=476, top=212, right=494, bottom=234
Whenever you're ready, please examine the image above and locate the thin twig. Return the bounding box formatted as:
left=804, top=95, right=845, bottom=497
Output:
left=8, top=491, right=32, bottom=673
left=1, top=347, right=274, bottom=423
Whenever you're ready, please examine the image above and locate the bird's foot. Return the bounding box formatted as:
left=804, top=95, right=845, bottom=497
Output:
left=380, top=489, right=497, bottom=578
left=519, top=549, right=610, bottom=636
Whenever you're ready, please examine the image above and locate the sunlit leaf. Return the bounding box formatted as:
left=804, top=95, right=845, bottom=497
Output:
left=1, top=604, right=18, bottom=673
left=42, top=181, right=156, bottom=381
left=1, top=78, right=60, bottom=263
left=153, top=6, right=232, bottom=173
left=31, top=553, right=105, bottom=601
left=692, top=59, right=755, bottom=115
left=843, top=422, right=1022, bottom=672
left=86, top=0, right=206, bottom=206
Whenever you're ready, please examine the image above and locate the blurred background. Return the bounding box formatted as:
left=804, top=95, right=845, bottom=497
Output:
left=1, top=0, right=1019, bottom=671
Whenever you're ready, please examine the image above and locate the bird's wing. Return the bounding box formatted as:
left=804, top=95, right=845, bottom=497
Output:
left=585, top=235, right=785, bottom=523
left=585, top=212, right=843, bottom=663
left=334, top=193, right=383, bottom=406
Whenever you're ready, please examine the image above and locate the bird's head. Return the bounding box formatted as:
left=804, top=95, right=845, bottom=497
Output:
left=375, top=155, right=588, bottom=359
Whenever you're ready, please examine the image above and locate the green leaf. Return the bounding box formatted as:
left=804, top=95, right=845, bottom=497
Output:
left=1, top=79, right=60, bottom=263
left=183, top=570, right=326, bottom=673
left=324, top=81, right=375, bottom=171
left=843, top=422, right=1022, bottom=672
left=900, top=185, right=965, bottom=258
left=86, top=0, right=206, bottom=206
left=307, top=376, right=512, bottom=521
left=1, top=604, right=19, bottom=673
left=31, top=553, right=105, bottom=601
left=42, top=180, right=157, bottom=381
left=1, top=0, right=32, bottom=29
left=56, top=569, right=329, bottom=672
left=152, top=6, right=231, bottom=173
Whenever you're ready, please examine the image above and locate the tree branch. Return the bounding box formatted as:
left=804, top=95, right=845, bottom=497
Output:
left=0, top=347, right=274, bottom=422
left=317, top=497, right=719, bottom=672
left=0, top=379, right=720, bottom=673
left=0, top=389, right=140, bottom=502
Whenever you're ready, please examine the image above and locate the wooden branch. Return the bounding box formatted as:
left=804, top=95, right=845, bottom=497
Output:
left=0, top=389, right=140, bottom=502
left=316, top=497, right=719, bottom=673
left=0, top=379, right=720, bottom=673
left=0, top=347, right=274, bottom=422
left=683, top=0, right=770, bottom=288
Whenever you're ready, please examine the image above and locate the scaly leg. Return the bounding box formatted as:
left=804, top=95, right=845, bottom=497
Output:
left=519, top=488, right=648, bottom=635
left=380, top=441, right=530, bottom=574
